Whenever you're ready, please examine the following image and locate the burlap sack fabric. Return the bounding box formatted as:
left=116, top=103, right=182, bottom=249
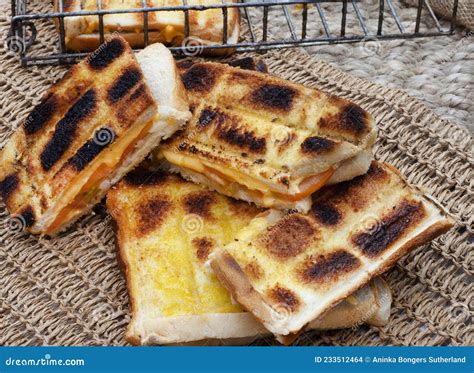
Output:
left=404, top=0, right=473, bottom=29
left=0, top=1, right=472, bottom=346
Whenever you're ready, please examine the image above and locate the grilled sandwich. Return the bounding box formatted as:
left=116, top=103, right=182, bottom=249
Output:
left=54, top=0, right=240, bottom=54
left=158, top=60, right=377, bottom=212
left=210, top=161, right=454, bottom=336
left=0, top=36, right=190, bottom=235
left=107, top=166, right=391, bottom=345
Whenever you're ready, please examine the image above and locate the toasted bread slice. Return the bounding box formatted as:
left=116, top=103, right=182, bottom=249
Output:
left=54, top=0, right=240, bottom=54
left=0, top=37, right=190, bottom=235
left=210, top=161, right=454, bottom=336
left=158, top=60, right=377, bottom=212
left=107, top=167, right=391, bottom=345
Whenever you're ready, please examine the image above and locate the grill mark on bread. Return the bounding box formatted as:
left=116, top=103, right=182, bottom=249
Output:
left=311, top=202, right=342, bottom=226
left=301, top=136, right=337, bottom=154
left=341, top=104, right=368, bottom=135
left=124, top=168, right=169, bottom=186
left=215, top=113, right=266, bottom=154
left=319, top=161, right=389, bottom=210
left=88, top=38, right=125, bottom=70
left=244, top=262, right=264, bottom=281
left=260, top=215, right=316, bottom=259
left=66, top=127, right=116, bottom=171
left=268, top=286, right=300, bottom=312
left=352, top=199, right=426, bottom=257
left=197, top=107, right=217, bottom=130
left=299, top=250, right=360, bottom=283
left=115, top=83, right=153, bottom=125
left=181, top=64, right=217, bottom=92
left=0, top=174, right=19, bottom=204
left=367, top=161, right=389, bottom=179
left=183, top=191, right=215, bottom=219
left=18, top=205, right=36, bottom=229
left=319, top=103, right=369, bottom=138
left=24, top=94, right=57, bottom=135
left=108, top=67, right=142, bottom=103
left=40, top=89, right=97, bottom=171
left=136, top=197, right=171, bottom=236
left=250, top=84, right=297, bottom=111
left=192, top=237, right=215, bottom=261
left=197, top=107, right=267, bottom=153
left=229, top=57, right=268, bottom=73
left=129, top=83, right=147, bottom=101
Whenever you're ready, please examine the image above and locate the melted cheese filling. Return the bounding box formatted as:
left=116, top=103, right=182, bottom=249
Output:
left=135, top=220, right=245, bottom=317
left=46, top=120, right=154, bottom=235
left=161, top=150, right=334, bottom=204
left=163, top=25, right=183, bottom=43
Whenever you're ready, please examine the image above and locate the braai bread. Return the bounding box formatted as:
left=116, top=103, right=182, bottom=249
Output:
left=158, top=60, right=377, bottom=212
left=210, top=161, right=454, bottom=336
left=106, top=167, right=391, bottom=345
left=54, top=0, right=240, bottom=53
left=0, top=36, right=190, bottom=235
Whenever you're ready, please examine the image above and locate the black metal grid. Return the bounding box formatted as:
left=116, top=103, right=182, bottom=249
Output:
left=7, top=0, right=460, bottom=66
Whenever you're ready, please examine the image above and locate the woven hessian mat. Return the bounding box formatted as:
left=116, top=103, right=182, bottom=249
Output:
left=1, top=2, right=473, bottom=346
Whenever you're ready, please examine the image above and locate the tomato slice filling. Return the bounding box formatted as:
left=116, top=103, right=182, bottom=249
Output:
left=199, top=164, right=334, bottom=203
left=274, top=169, right=334, bottom=202
left=45, top=121, right=153, bottom=234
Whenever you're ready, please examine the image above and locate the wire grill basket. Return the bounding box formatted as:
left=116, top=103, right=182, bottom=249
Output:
left=7, top=0, right=460, bottom=66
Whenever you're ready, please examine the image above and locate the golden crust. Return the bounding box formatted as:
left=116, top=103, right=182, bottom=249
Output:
left=210, top=161, right=455, bottom=335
